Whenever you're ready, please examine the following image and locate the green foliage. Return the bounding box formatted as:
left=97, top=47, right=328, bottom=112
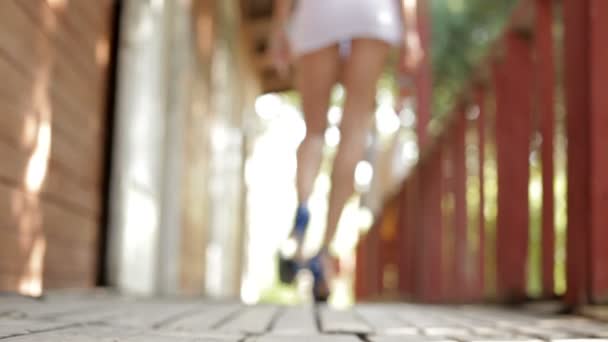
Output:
left=431, top=0, right=518, bottom=117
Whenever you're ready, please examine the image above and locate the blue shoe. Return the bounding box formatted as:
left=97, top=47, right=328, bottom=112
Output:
left=308, top=247, right=332, bottom=302
left=278, top=205, right=310, bottom=285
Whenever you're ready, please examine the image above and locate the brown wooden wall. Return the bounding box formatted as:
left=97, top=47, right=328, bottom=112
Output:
left=0, top=0, right=115, bottom=293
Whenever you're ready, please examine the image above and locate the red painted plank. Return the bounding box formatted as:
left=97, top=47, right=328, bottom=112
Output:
left=405, top=174, right=420, bottom=299
left=355, top=215, right=383, bottom=301
left=563, top=0, right=591, bottom=307
left=589, top=0, right=608, bottom=303
left=378, top=199, right=401, bottom=297
left=415, top=0, right=432, bottom=149
left=493, top=29, right=533, bottom=302
left=355, top=231, right=370, bottom=300
left=475, top=85, right=486, bottom=299
left=453, top=108, right=468, bottom=300
left=397, top=183, right=413, bottom=297
left=535, top=0, right=556, bottom=298
left=377, top=204, right=389, bottom=296
left=441, top=139, right=454, bottom=301
left=417, top=150, right=444, bottom=302
left=430, top=150, right=445, bottom=303
left=369, top=217, right=382, bottom=298
left=413, top=166, right=428, bottom=301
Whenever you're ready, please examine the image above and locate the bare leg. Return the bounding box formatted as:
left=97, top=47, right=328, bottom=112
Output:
left=295, top=46, right=340, bottom=205
left=323, top=39, right=391, bottom=248
left=279, top=46, right=341, bottom=286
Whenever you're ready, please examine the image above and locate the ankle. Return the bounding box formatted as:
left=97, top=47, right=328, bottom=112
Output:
left=293, top=204, right=310, bottom=237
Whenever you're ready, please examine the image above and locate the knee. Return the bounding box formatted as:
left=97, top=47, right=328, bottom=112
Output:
left=300, top=131, right=325, bottom=149
left=305, top=119, right=327, bottom=137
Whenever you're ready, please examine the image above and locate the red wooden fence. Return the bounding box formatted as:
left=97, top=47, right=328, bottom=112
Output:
left=563, top=0, right=608, bottom=306
left=356, top=0, right=608, bottom=306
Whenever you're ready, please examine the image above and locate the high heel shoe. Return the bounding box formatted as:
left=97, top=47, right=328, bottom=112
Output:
left=308, top=247, right=336, bottom=302
left=278, top=205, right=310, bottom=284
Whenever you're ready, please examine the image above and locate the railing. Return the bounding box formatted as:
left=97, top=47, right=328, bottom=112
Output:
left=355, top=0, right=608, bottom=305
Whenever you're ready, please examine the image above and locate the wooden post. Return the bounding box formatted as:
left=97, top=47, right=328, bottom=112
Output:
left=563, top=0, right=591, bottom=306
left=535, top=0, right=555, bottom=299
left=588, top=0, right=608, bottom=303
left=493, top=29, right=533, bottom=302
left=417, top=150, right=444, bottom=302
left=108, top=0, right=199, bottom=295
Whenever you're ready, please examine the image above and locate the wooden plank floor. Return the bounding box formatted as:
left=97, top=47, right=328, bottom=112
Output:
left=1, top=292, right=608, bottom=341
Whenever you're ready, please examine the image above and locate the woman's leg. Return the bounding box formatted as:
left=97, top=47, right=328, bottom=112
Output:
left=294, top=46, right=341, bottom=208
left=280, top=46, right=341, bottom=285
left=323, top=39, right=391, bottom=248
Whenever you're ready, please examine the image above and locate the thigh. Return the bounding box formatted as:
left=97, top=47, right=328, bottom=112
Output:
left=295, top=45, right=341, bottom=135
left=341, top=39, right=391, bottom=123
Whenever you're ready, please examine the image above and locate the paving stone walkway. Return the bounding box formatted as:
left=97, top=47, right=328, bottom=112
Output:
left=1, top=291, right=608, bottom=341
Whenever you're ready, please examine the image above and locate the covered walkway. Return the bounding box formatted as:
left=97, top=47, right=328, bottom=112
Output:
left=1, top=0, right=608, bottom=335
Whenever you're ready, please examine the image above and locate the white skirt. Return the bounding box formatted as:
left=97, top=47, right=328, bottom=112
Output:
left=288, top=0, right=404, bottom=57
